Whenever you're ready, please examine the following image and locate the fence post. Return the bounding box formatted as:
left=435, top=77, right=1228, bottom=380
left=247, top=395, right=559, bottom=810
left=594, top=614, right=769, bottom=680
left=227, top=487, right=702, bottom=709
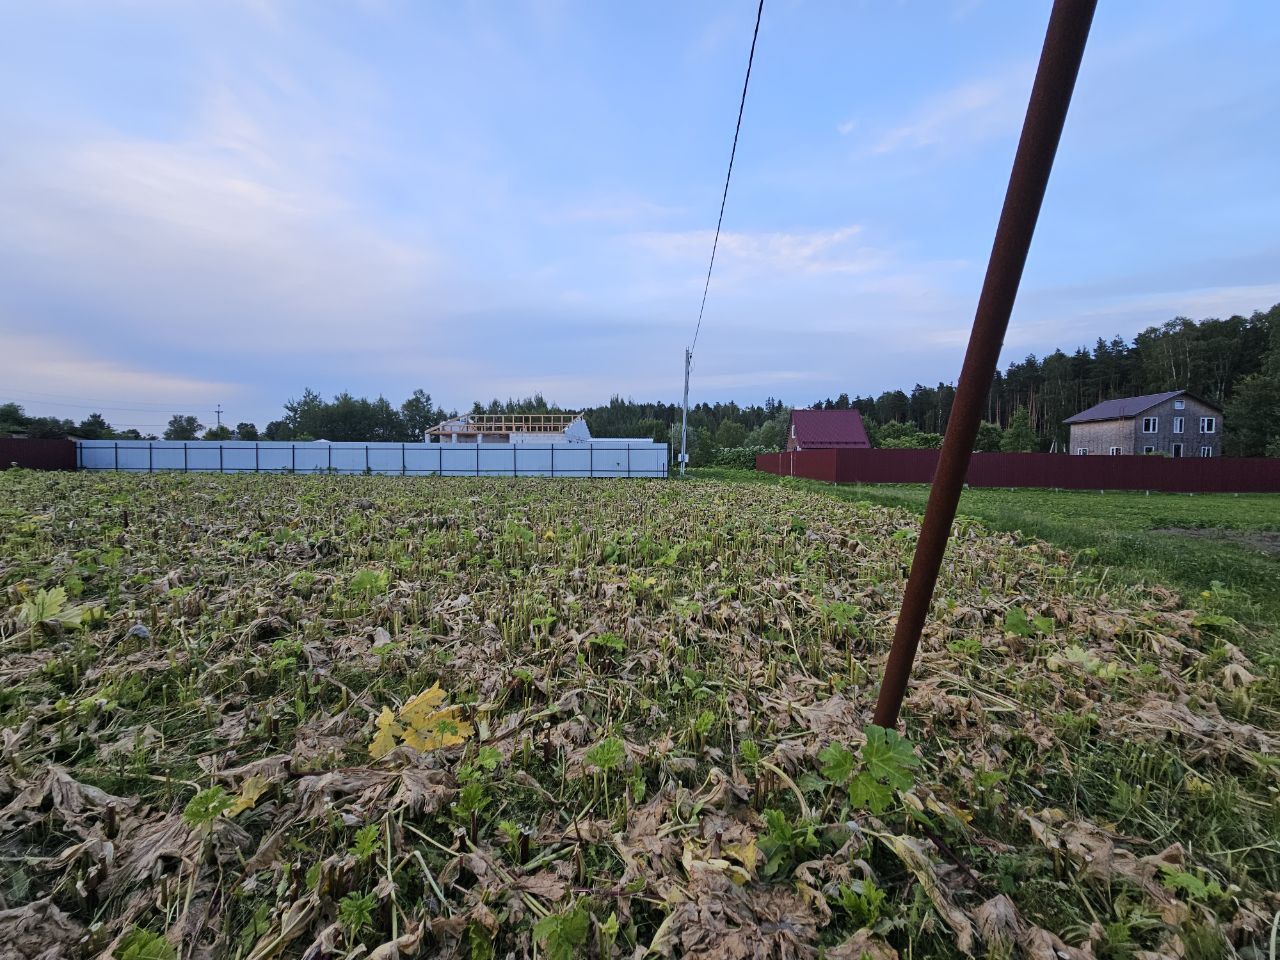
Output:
left=438, top=447, right=443, bottom=476
left=218, top=444, right=223, bottom=473
left=328, top=444, right=332, bottom=472
left=513, top=446, right=518, bottom=477
left=365, top=445, right=369, bottom=474
left=589, top=445, right=594, bottom=478
left=183, top=443, right=188, bottom=473
left=550, top=444, right=554, bottom=477
left=476, top=444, right=480, bottom=476
left=402, top=443, right=406, bottom=476
left=255, top=443, right=260, bottom=472
left=292, top=445, right=296, bottom=473
left=626, top=444, right=632, bottom=478
left=114, top=442, right=119, bottom=472
left=148, top=444, right=152, bottom=474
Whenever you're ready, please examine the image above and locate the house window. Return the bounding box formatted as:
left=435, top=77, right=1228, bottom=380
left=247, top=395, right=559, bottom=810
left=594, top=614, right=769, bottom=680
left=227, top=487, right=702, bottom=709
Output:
left=1172, top=443, right=1183, bottom=458
left=1109, top=446, right=1122, bottom=456
left=1143, top=445, right=1154, bottom=454
left=1174, top=399, right=1185, bottom=410
left=1172, top=416, right=1184, bottom=434
left=1142, top=417, right=1158, bottom=433
left=1076, top=447, right=1088, bottom=455
left=1199, top=416, right=1216, bottom=434
left=1200, top=446, right=1213, bottom=458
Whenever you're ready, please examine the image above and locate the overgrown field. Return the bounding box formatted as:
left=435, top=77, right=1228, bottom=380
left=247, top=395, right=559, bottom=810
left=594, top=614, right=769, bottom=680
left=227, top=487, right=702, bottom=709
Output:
left=700, top=469, right=1280, bottom=667
left=0, top=472, right=1277, bottom=959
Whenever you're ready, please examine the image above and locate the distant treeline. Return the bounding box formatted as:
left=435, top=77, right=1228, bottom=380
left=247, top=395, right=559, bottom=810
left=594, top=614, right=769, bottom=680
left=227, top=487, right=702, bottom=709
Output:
left=4, top=304, right=1278, bottom=458
left=809, top=303, right=1280, bottom=457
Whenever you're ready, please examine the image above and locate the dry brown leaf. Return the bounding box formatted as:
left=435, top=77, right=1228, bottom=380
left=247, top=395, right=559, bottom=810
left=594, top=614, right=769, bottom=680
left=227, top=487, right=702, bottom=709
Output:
left=0, top=897, right=86, bottom=959
left=100, top=813, right=198, bottom=898
left=512, top=870, right=568, bottom=902
left=826, top=929, right=899, bottom=960
left=0, top=765, right=134, bottom=837
left=876, top=833, right=974, bottom=956
left=974, top=895, right=1094, bottom=960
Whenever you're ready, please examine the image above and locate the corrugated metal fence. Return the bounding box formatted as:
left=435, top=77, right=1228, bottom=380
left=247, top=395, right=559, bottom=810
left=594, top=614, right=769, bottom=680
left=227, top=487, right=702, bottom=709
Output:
left=0, top=439, right=77, bottom=470
left=77, top=440, right=669, bottom=478
left=757, top=448, right=1280, bottom=493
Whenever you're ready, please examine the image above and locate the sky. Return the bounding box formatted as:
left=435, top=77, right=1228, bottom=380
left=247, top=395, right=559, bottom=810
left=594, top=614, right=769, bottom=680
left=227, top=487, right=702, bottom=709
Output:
left=1, top=0, right=1278, bottom=433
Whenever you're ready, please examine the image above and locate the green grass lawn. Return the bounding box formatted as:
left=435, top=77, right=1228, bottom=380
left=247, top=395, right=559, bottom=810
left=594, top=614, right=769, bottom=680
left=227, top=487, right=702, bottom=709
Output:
left=697, top=468, right=1280, bottom=664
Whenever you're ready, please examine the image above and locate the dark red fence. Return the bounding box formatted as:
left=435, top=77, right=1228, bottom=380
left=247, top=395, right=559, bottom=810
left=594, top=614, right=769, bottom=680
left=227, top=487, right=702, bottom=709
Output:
left=756, top=448, right=1280, bottom=493
left=0, top=439, right=77, bottom=471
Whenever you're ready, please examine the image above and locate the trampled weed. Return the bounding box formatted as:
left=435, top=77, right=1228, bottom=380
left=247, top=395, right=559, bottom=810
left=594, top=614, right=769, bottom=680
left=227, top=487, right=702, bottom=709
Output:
left=0, top=471, right=1276, bottom=958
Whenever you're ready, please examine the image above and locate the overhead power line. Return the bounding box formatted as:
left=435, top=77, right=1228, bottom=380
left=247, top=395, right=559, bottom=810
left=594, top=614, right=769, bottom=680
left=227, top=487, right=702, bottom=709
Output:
left=4, top=395, right=212, bottom=416
left=690, top=0, right=764, bottom=354
left=4, top=388, right=214, bottom=412
left=680, top=0, right=764, bottom=476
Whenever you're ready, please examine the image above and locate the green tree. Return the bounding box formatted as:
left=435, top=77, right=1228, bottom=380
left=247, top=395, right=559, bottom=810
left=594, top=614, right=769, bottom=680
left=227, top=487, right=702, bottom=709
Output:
left=164, top=415, right=204, bottom=440
left=400, top=389, right=444, bottom=441
left=204, top=424, right=233, bottom=441
left=1000, top=408, right=1039, bottom=452
left=973, top=421, right=1003, bottom=452
left=76, top=413, right=113, bottom=439
left=715, top=420, right=748, bottom=448
left=691, top=427, right=717, bottom=468
left=262, top=419, right=292, bottom=441
left=1225, top=323, right=1280, bottom=456
left=235, top=422, right=259, bottom=441
left=0, top=402, right=29, bottom=436
left=25, top=416, right=76, bottom=438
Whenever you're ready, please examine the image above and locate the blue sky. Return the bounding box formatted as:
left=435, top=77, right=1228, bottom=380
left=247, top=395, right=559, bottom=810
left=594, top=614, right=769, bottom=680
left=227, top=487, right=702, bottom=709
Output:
left=2, top=1, right=1277, bottom=432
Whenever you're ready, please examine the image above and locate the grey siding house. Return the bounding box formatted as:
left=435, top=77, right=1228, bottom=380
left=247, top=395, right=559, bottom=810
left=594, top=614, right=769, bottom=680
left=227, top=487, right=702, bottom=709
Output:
left=1065, top=391, right=1222, bottom=458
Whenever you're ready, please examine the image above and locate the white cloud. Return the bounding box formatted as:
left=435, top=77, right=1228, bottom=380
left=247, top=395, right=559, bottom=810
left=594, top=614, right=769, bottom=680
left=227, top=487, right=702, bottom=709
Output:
left=1074, top=283, right=1280, bottom=323
left=629, top=225, right=888, bottom=276
left=871, top=64, right=1033, bottom=155
left=0, top=329, right=239, bottom=424
left=0, top=89, right=442, bottom=357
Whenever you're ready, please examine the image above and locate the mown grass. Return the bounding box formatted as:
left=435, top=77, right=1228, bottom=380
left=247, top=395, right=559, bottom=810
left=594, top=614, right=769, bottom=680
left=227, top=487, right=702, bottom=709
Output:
left=697, top=468, right=1280, bottom=664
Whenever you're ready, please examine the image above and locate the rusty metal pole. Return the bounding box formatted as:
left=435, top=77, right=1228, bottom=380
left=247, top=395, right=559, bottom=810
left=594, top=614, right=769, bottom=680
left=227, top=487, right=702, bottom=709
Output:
left=873, top=0, right=1096, bottom=729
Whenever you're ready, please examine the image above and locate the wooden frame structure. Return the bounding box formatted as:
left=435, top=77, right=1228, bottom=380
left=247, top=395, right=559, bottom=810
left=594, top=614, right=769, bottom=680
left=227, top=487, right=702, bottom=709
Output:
left=426, top=412, right=585, bottom=441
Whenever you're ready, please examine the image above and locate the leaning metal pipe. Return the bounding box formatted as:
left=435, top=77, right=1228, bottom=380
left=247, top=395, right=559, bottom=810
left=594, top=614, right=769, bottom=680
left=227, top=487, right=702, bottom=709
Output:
left=872, top=0, right=1097, bottom=728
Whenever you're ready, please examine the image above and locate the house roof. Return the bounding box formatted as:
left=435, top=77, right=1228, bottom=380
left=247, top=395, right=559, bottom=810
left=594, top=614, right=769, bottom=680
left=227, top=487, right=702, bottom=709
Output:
left=790, top=409, right=871, bottom=448
left=1063, top=390, right=1220, bottom=424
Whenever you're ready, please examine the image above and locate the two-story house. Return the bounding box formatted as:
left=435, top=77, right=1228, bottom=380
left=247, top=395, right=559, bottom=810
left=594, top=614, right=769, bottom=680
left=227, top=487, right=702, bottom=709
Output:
left=1064, top=390, right=1222, bottom=457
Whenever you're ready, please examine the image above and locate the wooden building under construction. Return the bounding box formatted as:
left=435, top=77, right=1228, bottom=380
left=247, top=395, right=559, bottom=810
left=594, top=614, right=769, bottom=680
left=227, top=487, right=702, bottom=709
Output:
left=426, top=412, right=593, bottom=444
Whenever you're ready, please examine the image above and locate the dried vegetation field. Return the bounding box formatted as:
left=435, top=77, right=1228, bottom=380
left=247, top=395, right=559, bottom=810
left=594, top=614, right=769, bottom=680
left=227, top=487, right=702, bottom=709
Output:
left=0, top=472, right=1276, bottom=960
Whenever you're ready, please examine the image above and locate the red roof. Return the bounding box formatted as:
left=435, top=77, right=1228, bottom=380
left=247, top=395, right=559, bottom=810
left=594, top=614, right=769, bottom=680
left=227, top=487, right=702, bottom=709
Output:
left=789, top=409, right=871, bottom=449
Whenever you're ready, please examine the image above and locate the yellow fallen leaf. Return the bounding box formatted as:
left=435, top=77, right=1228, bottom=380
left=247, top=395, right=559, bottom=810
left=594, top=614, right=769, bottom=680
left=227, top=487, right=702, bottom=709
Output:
left=369, top=706, right=404, bottom=760
left=402, top=706, right=473, bottom=752
left=721, top=836, right=759, bottom=876
left=228, top=774, right=270, bottom=816
left=399, top=683, right=448, bottom=729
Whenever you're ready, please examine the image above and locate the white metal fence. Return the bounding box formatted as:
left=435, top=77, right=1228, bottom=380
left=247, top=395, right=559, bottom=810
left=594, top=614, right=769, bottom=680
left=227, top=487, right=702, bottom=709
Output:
left=76, top=440, right=669, bottom=478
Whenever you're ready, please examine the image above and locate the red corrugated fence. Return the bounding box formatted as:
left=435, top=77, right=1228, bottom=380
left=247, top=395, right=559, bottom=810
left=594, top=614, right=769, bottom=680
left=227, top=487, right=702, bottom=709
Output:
left=756, top=448, right=1280, bottom=493
left=0, top=439, right=77, bottom=471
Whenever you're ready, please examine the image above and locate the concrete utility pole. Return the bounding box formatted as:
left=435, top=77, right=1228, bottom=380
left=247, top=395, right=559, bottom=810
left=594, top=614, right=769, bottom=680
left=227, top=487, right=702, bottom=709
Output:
left=214, top=404, right=224, bottom=429
left=679, top=348, right=691, bottom=477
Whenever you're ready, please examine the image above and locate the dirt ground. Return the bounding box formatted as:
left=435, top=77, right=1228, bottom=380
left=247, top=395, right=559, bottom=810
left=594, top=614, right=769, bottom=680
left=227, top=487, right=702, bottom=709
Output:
left=1155, top=526, right=1280, bottom=556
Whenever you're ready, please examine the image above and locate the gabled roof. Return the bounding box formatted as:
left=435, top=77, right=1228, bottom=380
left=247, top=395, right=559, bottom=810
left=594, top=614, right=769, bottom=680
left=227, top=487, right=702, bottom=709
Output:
left=790, top=409, right=871, bottom=448
left=1063, top=390, right=1219, bottom=424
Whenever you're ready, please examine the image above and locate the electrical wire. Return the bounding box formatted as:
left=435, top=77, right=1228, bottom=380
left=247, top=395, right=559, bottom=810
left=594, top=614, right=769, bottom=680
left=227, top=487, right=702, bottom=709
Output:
left=4, top=396, right=213, bottom=417
left=690, top=0, right=764, bottom=354
left=3, top=389, right=211, bottom=412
